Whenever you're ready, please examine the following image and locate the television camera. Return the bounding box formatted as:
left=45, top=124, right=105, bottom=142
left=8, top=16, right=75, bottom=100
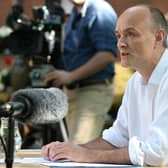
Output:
left=0, top=2, right=68, bottom=158
left=6, top=3, right=65, bottom=89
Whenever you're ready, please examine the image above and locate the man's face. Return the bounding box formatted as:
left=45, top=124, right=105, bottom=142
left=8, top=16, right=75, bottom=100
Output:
left=115, top=7, right=157, bottom=70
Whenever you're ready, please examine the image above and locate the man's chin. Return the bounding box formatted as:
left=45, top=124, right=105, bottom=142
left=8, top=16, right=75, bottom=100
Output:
left=121, top=61, right=129, bottom=68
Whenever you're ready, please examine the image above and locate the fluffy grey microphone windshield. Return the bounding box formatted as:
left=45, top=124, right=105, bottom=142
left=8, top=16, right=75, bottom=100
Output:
left=11, top=87, right=68, bottom=124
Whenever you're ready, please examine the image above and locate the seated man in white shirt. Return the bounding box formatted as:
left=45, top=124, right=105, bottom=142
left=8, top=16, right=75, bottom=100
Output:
left=41, top=4, right=168, bottom=166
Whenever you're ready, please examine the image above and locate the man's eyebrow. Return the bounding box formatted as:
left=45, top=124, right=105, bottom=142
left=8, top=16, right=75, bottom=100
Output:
left=124, top=27, right=137, bottom=32
left=115, top=27, right=137, bottom=34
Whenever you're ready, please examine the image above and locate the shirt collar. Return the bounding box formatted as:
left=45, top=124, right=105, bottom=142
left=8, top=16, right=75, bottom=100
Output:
left=148, top=49, right=168, bottom=85
left=81, top=0, right=89, bottom=17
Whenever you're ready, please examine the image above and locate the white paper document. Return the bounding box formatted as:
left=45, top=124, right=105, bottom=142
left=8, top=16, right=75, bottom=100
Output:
left=19, top=157, right=130, bottom=167
left=0, top=157, right=131, bottom=167
left=42, top=161, right=131, bottom=167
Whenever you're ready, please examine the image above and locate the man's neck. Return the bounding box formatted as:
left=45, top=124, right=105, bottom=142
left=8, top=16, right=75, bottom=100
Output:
left=75, top=4, right=84, bottom=13
left=140, top=47, right=165, bottom=82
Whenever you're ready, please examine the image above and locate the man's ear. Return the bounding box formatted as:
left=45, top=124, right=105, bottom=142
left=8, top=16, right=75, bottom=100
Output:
left=155, top=29, right=165, bottom=43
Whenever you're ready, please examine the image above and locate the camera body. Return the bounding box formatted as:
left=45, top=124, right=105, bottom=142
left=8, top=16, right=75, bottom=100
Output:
left=6, top=3, right=64, bottom=89
left=30, top=64, right=55, bottom=88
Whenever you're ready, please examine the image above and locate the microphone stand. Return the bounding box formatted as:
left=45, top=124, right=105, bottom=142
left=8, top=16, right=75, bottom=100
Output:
left=5, top=117, right=15, bottom=168
left=0, top=106, right=15, bottom=168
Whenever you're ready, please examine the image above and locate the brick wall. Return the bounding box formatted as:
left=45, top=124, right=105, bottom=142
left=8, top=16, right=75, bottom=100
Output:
left=0, top=1, right=12, bottom=26
left=0, top=0, right=168, bottom=26
left=0, top=0, right=44, bottom=26
left=108, top=0, right=168, bottom=15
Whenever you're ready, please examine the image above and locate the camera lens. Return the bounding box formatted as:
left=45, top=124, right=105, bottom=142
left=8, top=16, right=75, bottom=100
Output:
left=31, top=70, right=41, bottom=80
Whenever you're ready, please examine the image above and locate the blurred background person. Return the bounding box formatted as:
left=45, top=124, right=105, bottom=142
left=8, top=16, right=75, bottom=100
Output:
left=45, top=0, right=118, bottom=144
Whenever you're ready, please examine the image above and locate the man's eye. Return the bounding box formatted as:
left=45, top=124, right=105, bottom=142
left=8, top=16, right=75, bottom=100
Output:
left=115, top=34, right=120, bottom=39
left=127, top=32, right=135, bottom=37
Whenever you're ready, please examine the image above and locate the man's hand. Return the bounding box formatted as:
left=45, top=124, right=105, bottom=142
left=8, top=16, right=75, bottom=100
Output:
left=45, top=70, right=74, bottom=87
left=41, top=140, right=131, bottom=164
left=41, top=141, right=92, bottom=162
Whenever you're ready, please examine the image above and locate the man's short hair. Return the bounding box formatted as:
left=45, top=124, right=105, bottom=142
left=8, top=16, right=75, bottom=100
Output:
left=134, top=4, right=168, bottom=47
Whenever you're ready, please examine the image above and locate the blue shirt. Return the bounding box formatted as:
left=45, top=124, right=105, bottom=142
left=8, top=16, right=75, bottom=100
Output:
left=63, top=0, right=118, bottom=81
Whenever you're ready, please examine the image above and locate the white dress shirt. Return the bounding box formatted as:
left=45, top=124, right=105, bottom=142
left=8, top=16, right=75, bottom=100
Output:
left=103, top=49, right=168, bottom=166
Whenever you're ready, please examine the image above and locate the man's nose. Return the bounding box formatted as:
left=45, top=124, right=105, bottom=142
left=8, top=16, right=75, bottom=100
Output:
left=117, top=36, right=128, bottom=48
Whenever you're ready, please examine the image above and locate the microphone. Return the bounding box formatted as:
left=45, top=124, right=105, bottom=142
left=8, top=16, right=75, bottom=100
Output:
left=0, top=87, right=68, bottom=124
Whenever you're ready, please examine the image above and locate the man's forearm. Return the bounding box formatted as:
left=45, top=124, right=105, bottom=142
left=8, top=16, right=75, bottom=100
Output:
left=79, top=138, right=131, bottom=164
left=85, top=147, right=131, bottom=164
left=81, top=138, right=117, bottom=150
left=70, top=51, right=116, bottom=82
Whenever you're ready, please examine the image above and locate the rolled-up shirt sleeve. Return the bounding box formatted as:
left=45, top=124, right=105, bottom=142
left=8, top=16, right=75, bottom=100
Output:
left=129, top=126, right=168, bottom=166
left=129, top=136, right=144, bottom=166
left=102, top=104, right=129, bottom=147
left=102, top=87, right=129, bottom=147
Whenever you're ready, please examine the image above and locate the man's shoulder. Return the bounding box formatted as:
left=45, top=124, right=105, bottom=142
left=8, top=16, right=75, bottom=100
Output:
left=87, top=0, right=117, bottom=17
left=127, top=71, right=140, bottom=84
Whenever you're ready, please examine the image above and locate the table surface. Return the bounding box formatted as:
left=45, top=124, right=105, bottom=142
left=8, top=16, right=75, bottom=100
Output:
left=0, top=150, right=164, bottom=168
left=0, top=149, right=47, bottom=168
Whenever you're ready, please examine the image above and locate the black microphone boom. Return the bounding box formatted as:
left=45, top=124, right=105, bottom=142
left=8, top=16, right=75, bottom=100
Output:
left=0, top=97, right=30, bottom=118
left=0, top=87, right=68, bottom=124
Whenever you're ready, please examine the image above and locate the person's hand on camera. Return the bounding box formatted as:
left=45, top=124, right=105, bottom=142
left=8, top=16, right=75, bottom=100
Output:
left=44, top=70, right=74, bottom=87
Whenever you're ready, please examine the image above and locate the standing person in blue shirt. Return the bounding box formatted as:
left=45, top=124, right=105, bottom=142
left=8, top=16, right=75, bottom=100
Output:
left=45, top=0, right=118, bottom=144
